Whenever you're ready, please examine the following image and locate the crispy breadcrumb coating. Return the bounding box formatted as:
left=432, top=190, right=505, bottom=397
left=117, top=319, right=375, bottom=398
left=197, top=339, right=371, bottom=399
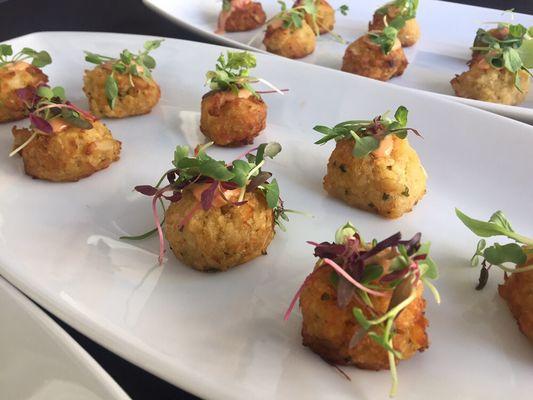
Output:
left=323, top=136, right=426, bottom=218
left=164, top=188, right=275, bottom=271
left=498, top=254, right=533, bottom=341
left=83, top=64, right=161, bottom=118
left=12, top=120, right=121, bottom=182
left=0, top=61, right=48, bottom=123
left=300, top=254, right=429, bottom=370
left=200, top=89, right=267, bottom=146
left=451, top=58, right=529, bottom=105
left=342, top=36, right=408, bottom=81
left=263, top=21, right=316, bottom=59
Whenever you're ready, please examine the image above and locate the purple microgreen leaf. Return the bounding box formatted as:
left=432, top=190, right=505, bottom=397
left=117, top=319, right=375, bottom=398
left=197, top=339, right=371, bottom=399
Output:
left=29, top=114, right=52, bottom=134
left=247, top=171, right=272, bottom=192
left=200, top=181, right=219, bottom=211
left=135, top=185, right=158, bottom=196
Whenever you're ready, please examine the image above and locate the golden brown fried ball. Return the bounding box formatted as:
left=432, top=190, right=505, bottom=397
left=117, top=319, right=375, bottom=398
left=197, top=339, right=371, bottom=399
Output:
left=323, top=135, right=426, bottom=218
left=83, top=64, right=161, bottom=118
left=300, top=255, right=429, bottom=370
left=164, top=188, right=275, bottom=272
left=451, top=58, right=529, bottom=105
left=294, top=0, right=335, bottom=35
left=498, top=254, right=533, bottom=341
left=341, top=35, right=408, bottom=81
left=200, top=89, right=267, bottom=146
left=263, top=20, right=317, bottom=59
left=0, top=61, right=48, bottom=123
left=224, top=2, right=266, bottom=32
left=369, top=6, right=420, bottom=47
left=12, top=120, right=121, bottom=182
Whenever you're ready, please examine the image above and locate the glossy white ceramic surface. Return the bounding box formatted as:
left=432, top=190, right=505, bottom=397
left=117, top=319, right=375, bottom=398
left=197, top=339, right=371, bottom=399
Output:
left=144, top=0, right=533, bottom=122
left=1, top=32, right=532, bottom=400
left=0, top=276, right=130, bottom=400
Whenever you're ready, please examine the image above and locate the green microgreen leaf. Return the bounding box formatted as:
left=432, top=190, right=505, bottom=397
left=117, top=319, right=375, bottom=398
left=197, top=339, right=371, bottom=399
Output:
left=334, top=221, right=358, bottom=244
left=369, top=25, right=399, bottom=55
left=173, top=145, right=189, bottom=167
left=105, top=75, right=119, bottom=109
left=361, top=264, right=384, bottom=284
left=263, top=178, right=280, bottom=209
left=353, top=135, right=380, bottom=157
left=339, top=4, right=349, bottom=16
left=456, top=208, right=533, bottom=288
left=483, top=243, right=527, bottom=266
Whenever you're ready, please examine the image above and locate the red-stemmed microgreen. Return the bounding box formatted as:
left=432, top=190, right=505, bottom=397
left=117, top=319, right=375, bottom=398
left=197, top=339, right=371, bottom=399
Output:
left=206, top=51, right=285, bottom=97
left=456, top=208, right=533, bottom=290
left=84, top=39, right=164, bottom=108
left=470, top=22, right=533, bottom=90
left=313, top=106, right=420, bottom=158
left=123, top=142, right=290, bottom=265
left=0, top=44, right=52, bottom=68
left=285, top=222, right=440, bottom=397
left=9, top=86, right=97, bottom=157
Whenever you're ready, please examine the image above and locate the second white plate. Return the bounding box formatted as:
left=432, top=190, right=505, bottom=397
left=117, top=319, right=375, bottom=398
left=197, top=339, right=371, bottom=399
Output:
left=144, top=0, right=533, bottom=122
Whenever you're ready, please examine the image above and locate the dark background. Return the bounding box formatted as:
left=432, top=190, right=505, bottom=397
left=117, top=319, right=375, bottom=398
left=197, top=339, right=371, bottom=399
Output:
left=1, top=1, right=531, bottom=399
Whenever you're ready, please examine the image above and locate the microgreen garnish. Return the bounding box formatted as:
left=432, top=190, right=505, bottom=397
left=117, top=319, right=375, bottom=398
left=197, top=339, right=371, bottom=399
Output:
left=274, top=0, right=316, bottom=31
left=368, top=26, right=400, bottom=54
left=313, top=106, right=420, bottom=158
left=125, top=142, right=289, bottom=264
left=9, top=86, right=96, bottom=157
left=84, top=39, right=163, bottom=108
left=285, top=222, right=440, bottom=397
left=376, top=0, right=419, bottom=30
left=0, top=45, right=52, bottom=68
left=338, top=4, right=349, bottom=16
left=206, top=50, right=284, bottom=97
left=470, top=22, right=533, bottom=90
left=269, top=0, right=345, bottom=42
left=456, top=209, right=533, bottom=290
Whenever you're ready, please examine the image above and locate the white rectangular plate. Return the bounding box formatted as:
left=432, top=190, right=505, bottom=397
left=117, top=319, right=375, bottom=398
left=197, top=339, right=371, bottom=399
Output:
left=0, top=276, right=130, bottom=400
left=1, top=32, right=533, bottom=400
left=144, top=0, right=533, bottom=122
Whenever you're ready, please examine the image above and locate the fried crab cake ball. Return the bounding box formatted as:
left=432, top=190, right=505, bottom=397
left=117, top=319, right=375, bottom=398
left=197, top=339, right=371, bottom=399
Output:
left=164, top=188, right=275, bottom=272
left=498, top=254, right=533, bottom=341
left=294, top=0, right=335, bottom=35
left=263, top=19, right=317, bottom=59
left=218, top=0, right=267, bottom=33
left=369, top=5, right=420, bottom=47
left=324, top=135, right=426, bottom=218
left=342, top=35, right=408, bottom=81
left=300, top=262, right=428, bottom=370
left=450, top=58, right=530, bottom=105
left=0, top=61, right=48, bottom=123
left=200, top=89, right=267, bottom=146
left=12, top=120, right=121, bottom=182
left=83, top=63, right=161, bottom=118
